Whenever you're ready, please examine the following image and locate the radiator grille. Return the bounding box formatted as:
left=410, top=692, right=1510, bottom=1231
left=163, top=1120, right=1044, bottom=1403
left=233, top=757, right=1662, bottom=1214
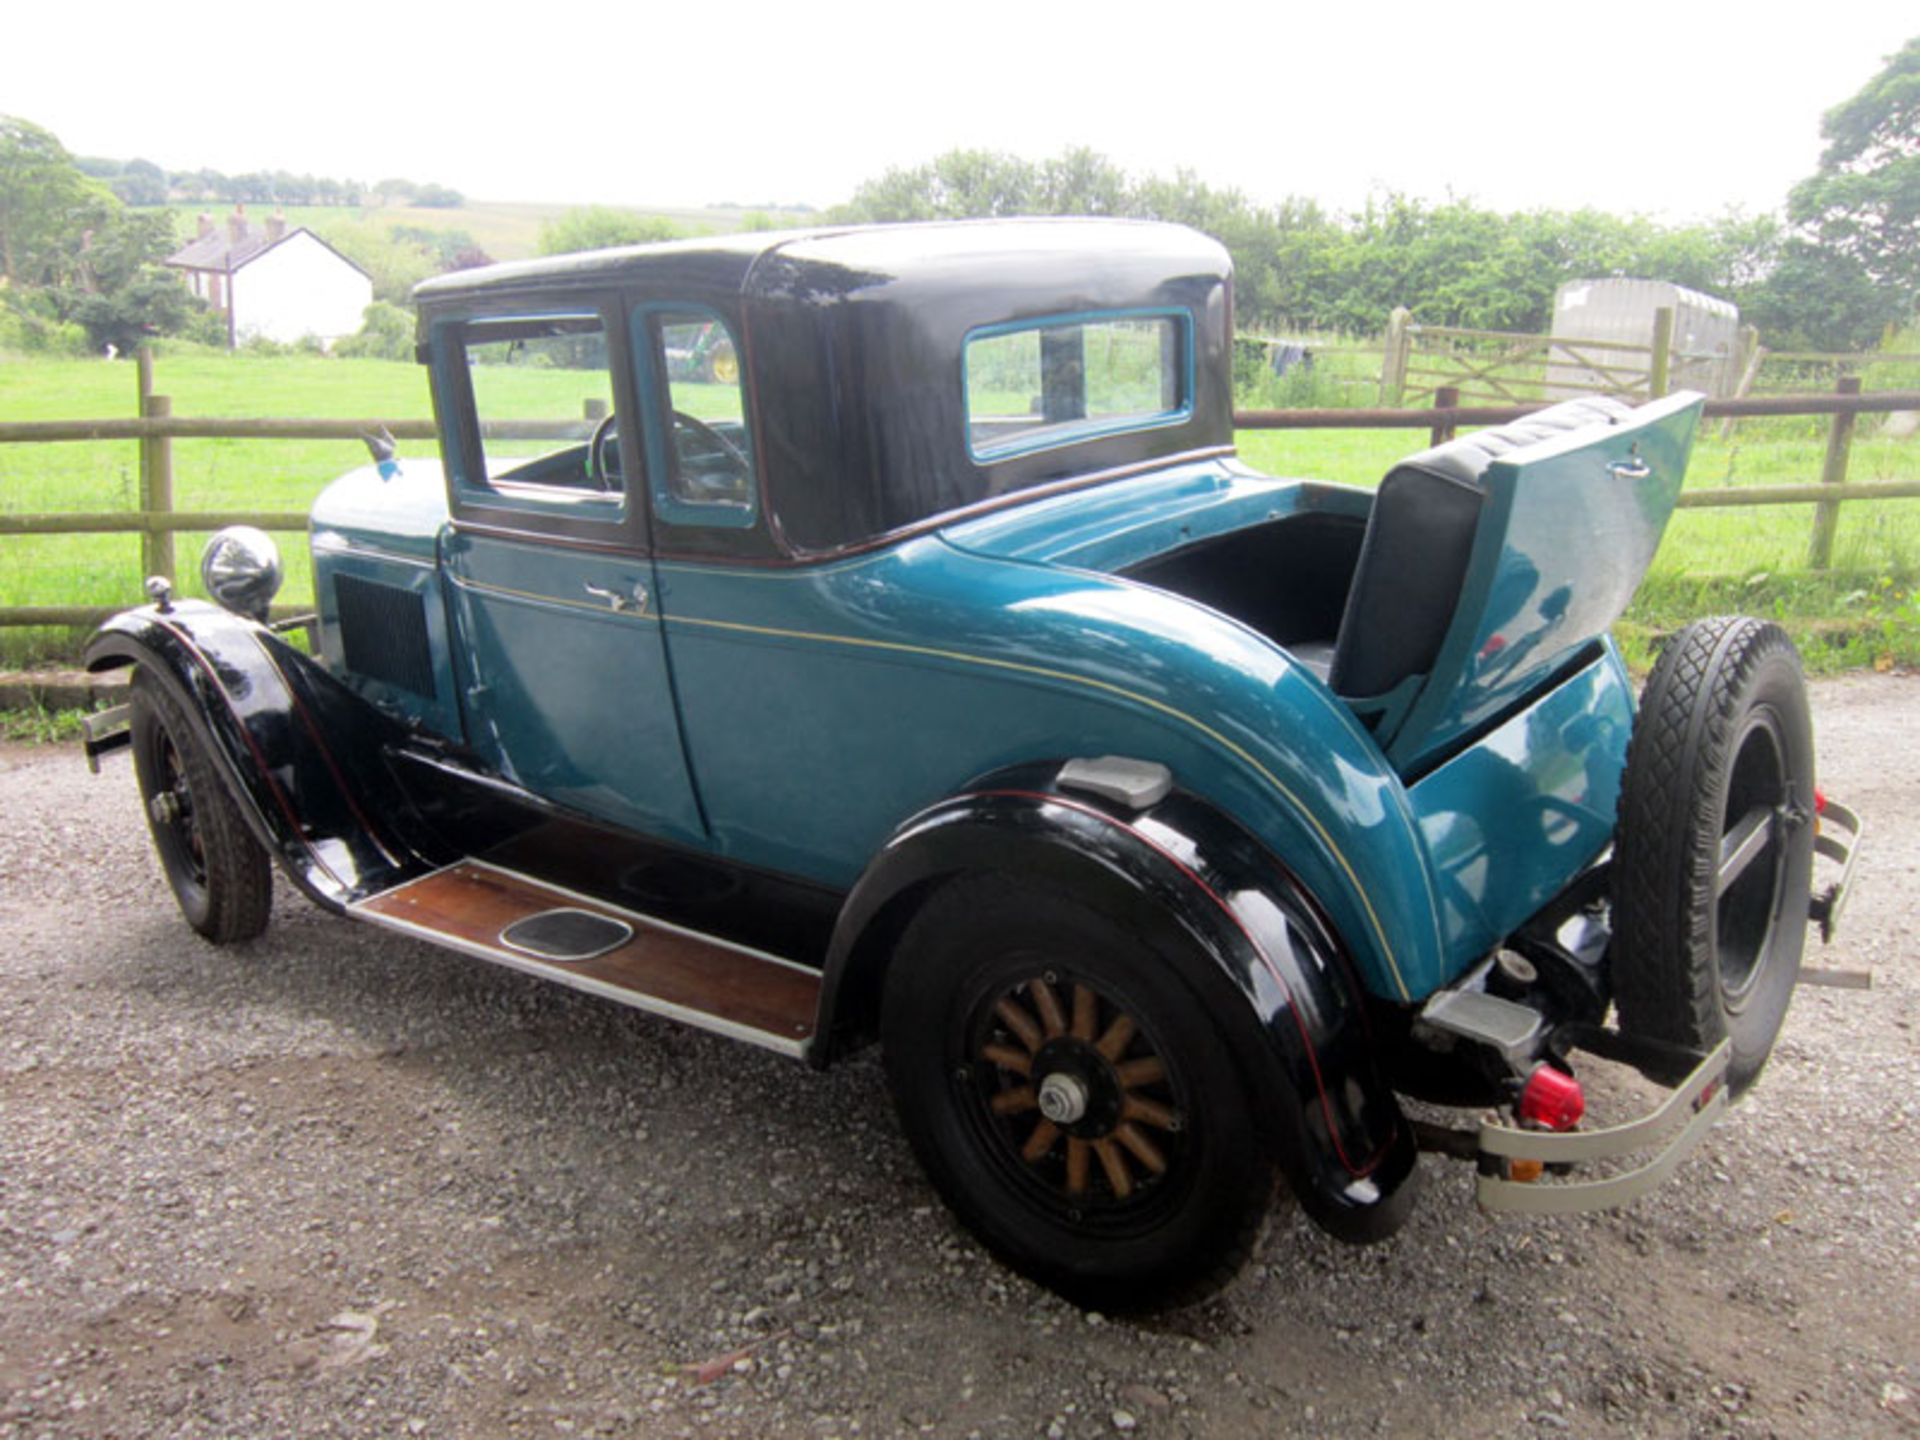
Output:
left=334, top=573, right=435, bottom=697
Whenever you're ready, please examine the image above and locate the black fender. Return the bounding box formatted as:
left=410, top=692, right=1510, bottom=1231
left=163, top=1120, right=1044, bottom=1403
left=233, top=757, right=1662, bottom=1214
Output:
left=819, top=761, right=1419, bottom=1244
left=85, top=601, right=442, bottom=908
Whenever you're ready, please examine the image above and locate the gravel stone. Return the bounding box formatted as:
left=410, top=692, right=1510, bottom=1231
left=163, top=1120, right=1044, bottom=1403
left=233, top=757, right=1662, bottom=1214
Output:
left=0, top=674, right=1913, bottom=1436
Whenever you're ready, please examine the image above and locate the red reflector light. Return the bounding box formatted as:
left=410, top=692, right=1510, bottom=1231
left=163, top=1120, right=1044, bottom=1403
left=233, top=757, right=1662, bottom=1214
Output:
left=1518, top=1065, right=1585, bottom=1130
left=1815, top=787, right=1829, bottom=816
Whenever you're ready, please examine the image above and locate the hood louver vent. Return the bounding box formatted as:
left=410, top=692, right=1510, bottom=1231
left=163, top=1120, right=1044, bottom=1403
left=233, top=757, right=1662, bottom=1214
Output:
left=334, top=573, right=435, bottom=697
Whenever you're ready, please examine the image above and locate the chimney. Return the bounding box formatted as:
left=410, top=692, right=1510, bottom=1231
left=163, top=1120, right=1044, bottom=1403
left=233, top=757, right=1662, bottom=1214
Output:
left=197, top=211, right=214, bottom=238
left=227, top=204, right=247, bottom=244
left=266, top=208, right=286, bottom=242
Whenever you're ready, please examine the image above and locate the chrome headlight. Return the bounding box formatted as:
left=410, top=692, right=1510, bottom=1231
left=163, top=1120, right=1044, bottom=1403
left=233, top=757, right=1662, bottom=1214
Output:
left=200, top=526, right=283, bottom=621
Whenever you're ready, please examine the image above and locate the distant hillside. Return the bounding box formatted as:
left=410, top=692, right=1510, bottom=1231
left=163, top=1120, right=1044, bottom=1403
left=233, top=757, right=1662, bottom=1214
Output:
left=145, top=198, right=818, bottom=262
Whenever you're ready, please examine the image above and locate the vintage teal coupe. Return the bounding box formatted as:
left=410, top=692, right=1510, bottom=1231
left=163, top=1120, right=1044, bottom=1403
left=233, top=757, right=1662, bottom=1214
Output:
left=83, top=220, right=1859, bottom=1308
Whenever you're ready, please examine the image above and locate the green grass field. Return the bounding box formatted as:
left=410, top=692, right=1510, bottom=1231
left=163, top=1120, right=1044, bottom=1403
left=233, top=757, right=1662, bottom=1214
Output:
left=3, top=352, right=1915, bottom=670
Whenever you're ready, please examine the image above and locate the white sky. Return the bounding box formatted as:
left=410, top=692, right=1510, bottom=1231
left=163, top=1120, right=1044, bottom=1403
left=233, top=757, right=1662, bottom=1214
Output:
left=5, top=1, right=1913, bottom=221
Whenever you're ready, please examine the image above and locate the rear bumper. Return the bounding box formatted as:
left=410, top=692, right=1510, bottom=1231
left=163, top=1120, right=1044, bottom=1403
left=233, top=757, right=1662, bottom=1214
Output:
left=1810, top=796, right=1863, bottom=943
left=1478, top=792, right=1865, bottom=1215
left=1478, top=1034, right=1729, bottom=1215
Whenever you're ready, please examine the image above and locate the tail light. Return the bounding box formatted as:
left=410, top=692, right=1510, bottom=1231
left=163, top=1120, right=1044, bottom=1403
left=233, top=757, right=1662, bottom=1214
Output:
left=1518, top=1064, right=1585, bottom=1130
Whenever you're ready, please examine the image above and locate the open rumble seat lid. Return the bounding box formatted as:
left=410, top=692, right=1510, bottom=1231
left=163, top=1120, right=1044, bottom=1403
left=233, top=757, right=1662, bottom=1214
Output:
left=1355, top=391, right=1705, bottom=772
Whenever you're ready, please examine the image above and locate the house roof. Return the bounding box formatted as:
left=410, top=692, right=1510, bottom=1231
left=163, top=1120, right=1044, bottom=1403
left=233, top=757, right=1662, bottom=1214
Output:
left=164, top=222, right=371, bottom=279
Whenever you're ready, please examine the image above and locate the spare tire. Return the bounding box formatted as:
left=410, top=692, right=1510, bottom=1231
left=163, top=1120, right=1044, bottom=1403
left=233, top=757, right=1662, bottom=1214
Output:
left=1613, top=617, right=1815, bottom=1094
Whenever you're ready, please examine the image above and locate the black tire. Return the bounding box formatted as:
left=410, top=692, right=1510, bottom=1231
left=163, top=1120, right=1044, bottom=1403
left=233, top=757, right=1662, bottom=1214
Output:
left=1613, top=617, right=1815, bottom=1093
left=881, top=874, right=1272, bottom=1311
left=129, top=669, right=272, bottom=944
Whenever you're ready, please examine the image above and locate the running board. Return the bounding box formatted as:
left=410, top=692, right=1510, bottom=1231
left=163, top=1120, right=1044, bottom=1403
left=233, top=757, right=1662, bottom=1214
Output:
left=351, top=861, right=820, bottom=1058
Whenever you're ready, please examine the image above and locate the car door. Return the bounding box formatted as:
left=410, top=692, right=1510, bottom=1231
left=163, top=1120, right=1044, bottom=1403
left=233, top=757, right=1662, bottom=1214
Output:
left=432, top=302, right=706, bottom=846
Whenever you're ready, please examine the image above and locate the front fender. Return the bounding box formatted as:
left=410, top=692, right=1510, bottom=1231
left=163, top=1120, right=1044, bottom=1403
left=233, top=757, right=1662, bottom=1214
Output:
left=85, top=601, right=439, bottom=907
left=820, top=763, right=1419, bottom=1243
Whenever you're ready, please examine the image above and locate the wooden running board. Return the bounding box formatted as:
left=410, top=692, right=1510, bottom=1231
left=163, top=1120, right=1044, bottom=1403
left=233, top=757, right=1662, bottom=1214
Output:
left=351, top=861, right=820, bottom=1057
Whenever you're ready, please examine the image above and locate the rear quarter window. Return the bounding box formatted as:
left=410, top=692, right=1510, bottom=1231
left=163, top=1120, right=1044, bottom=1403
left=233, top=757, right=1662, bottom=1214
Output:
left=965, top=311, right=1192, bottom=461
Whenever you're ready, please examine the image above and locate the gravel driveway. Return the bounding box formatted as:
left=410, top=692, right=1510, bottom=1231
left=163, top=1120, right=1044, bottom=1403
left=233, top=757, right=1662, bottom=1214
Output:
left=1, top=675, right=1914, bottom=1439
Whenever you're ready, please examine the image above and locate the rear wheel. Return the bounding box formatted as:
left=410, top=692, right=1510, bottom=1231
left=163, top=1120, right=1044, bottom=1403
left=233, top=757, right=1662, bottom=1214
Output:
left=129, top=670, right=272, bottom=944
left=1613, top=617, right=1814, bottom=1093
left=881, top=875, right=1271, bottom=1311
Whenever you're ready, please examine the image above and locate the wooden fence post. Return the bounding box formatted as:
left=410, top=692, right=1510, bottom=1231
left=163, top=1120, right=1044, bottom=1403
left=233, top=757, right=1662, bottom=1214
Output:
left=135, top=349, right=174, bottom=587
left=1430, top=385, right=1459, bottom=447
left=1807, top=374, right=1861, bottom=570
left=1648, top=306, right=1675, bottom=399
left=1719, top=324, right=1764, bottom=438
left=141, top=393, right=175, bottom=584
left=1379, top=307, right=1411, bottom=405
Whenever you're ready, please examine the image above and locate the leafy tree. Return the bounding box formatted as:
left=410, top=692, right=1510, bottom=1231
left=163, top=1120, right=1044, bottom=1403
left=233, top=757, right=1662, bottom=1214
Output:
left=0, top=116, right=116, bottom=286
left=1781, top=35, right=1920, bottom=346
left=537, top=207, right=681, bottom=255
left=63, top=265, right=198, bottom=351
left=112, top=158, right=168, bottom=205
left=318, top=218, right=441, bottom=302
left=837, top=150, right=1041, bottom=221
left=414, top=183, right=464, bottom=209
left=334, top=300, right=416, bottom=360
left=1034, top=147, right=1130, bottom=216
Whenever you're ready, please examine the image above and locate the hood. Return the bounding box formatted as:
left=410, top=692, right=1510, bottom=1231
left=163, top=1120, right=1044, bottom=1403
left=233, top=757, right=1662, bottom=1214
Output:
left=310, top=459, right=450, bottom=566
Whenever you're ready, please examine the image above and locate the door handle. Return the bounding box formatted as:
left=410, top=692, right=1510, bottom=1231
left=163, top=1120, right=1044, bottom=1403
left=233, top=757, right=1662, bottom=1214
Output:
left=584, top=581, right=649, bottom=615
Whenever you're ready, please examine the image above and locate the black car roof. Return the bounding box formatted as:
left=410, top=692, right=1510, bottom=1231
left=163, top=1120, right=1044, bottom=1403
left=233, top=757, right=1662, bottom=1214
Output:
left=416, top=218, right=1236, bottom=557
left=411, top=218, right=1227, bottom=309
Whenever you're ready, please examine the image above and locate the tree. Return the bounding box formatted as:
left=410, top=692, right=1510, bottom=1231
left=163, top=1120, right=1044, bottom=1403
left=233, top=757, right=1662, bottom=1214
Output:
left=334, top=300, right=416, bottom=360
left=0, top=116, right=116, bottom=286
left=537, top=207, right=681, bottom=256
left=318, top=219, right=442, bottom=302
left=112, top=158, right=168, bottom=206
left=837, top=150, right=1040, bottom=221
left=1783, top=35, right=1920, bottom=346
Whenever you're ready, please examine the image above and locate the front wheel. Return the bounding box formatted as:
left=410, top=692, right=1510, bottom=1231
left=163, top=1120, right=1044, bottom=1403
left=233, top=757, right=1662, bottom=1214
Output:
left=129, top=670, right=272, bottom=944
left=1613, top=617, right=1815, bottom=1093
left=881, top=875, right=1272, bottom=1311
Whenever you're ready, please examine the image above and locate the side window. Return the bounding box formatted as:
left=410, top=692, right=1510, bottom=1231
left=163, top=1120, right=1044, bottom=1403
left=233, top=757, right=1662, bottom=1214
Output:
left=445, top=312, right=629, bottom=518
left=637, top=309, right=756, bottom=529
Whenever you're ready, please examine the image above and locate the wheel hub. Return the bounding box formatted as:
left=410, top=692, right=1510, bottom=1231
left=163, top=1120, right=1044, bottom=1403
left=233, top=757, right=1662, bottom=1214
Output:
left=1037, top=1071, right=1090, bottom=1124
left=972, top=975, right=1183, bottom=1206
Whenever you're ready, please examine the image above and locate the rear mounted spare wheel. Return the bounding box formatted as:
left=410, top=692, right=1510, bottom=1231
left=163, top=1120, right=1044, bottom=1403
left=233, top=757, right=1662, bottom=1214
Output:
left=1613, top=617, right=1815, bottom=1094
left=129, top=669, right=273, bottom=944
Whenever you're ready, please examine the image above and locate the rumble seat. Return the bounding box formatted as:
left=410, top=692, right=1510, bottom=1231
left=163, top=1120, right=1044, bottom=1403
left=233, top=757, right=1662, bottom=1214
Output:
left=1323, top=396, right=1634, bottom=717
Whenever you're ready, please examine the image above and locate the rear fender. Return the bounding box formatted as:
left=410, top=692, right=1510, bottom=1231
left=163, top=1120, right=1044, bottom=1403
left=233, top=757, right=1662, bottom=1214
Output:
left=85, top=601, right=439, bottom=907
left=820, top=762, right=1419, bottom=1243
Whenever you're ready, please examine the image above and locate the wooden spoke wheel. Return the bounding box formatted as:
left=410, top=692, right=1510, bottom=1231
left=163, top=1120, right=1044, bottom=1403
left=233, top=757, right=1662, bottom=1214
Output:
left=971, top=974, right=1184, bottom=1212
left=882, top=875, right=1272, bottom=1311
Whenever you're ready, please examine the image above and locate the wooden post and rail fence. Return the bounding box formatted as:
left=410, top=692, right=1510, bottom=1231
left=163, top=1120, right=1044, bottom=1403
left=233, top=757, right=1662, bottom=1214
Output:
left=2, top=351, right=1917, bottom=633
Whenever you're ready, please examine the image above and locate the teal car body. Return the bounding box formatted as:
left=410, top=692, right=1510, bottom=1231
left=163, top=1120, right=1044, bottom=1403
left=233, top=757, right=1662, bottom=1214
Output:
left=95, top=218, right=1830, bottom=1306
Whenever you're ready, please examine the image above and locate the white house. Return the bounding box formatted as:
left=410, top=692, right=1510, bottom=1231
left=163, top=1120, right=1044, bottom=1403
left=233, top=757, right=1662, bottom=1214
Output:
left=165, top=206, right=373, bottom=348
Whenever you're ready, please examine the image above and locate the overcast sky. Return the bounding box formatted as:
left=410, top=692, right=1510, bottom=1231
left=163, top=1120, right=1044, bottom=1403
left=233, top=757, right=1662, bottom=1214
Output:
left=6, top=2, right=1913, bottom=222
